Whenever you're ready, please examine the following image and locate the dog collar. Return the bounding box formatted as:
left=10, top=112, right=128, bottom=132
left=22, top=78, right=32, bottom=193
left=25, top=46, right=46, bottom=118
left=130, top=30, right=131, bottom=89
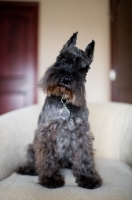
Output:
left=60, top=99, right=70, bottom=120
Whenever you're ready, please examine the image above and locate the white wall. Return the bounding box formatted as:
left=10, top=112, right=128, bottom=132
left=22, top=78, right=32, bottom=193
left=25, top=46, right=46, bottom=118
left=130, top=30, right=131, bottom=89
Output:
left=8, top=0, right=111, bottom=104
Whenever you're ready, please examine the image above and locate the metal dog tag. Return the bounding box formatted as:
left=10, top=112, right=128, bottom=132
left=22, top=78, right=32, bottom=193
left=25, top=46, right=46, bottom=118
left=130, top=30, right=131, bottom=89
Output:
left=60, top=107, right=70, bottom=120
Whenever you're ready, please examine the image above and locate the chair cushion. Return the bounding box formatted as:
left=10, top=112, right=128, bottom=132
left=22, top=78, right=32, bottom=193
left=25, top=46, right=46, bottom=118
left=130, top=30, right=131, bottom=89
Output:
left=0, top=158, right=132, bottom=200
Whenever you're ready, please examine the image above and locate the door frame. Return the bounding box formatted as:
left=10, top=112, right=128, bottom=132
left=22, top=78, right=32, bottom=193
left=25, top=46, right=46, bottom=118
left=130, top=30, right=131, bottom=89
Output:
left=110, top=0, right=120, bottom=101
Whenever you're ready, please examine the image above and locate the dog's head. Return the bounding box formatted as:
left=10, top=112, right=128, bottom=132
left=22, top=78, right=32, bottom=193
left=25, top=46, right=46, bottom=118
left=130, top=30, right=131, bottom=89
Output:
left=39, top=32, right=95, bottom=106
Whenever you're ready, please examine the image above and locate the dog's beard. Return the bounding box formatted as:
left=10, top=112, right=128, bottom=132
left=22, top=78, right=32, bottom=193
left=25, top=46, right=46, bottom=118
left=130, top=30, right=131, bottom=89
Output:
left=46, top=85, right=85, bottom=107
left=47, top=86, right=73, bottom=101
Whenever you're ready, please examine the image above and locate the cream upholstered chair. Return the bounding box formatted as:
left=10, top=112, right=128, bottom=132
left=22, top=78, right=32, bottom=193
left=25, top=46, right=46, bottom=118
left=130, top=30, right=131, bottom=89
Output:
left=0, top=102, right=132, bottom=200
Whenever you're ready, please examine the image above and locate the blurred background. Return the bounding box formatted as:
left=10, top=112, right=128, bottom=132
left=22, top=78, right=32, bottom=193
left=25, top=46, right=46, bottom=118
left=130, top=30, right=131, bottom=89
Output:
left=0, top=0, right=132, bottom=114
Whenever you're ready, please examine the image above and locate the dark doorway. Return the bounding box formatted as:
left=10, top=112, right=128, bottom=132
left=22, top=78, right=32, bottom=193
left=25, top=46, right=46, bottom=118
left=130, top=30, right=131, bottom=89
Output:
left=110, top=0, right=132, bottom=103
left=0, top=2, right=38, bottom=114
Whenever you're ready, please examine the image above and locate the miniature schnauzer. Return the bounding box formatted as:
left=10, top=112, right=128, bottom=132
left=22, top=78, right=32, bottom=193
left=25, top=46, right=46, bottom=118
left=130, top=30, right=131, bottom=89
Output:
left=17, top=32, right=102, bottom=189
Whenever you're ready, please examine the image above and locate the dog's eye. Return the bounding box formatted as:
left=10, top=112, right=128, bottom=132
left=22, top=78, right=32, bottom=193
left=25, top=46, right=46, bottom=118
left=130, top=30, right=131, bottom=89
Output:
left=63, top=58, right=66, bottom=62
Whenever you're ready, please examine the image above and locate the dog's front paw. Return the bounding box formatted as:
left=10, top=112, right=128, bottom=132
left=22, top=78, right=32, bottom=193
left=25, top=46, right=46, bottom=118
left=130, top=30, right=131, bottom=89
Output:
left=76, top=175, right=102, bottom=189
left=40, top=173, right=65, bottom=188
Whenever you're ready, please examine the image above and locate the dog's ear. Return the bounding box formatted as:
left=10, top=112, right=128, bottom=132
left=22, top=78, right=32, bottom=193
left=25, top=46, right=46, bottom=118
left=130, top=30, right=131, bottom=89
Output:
left=61, top=32, right=78, bottom=51
left=85, top=40, right=95, bottom=65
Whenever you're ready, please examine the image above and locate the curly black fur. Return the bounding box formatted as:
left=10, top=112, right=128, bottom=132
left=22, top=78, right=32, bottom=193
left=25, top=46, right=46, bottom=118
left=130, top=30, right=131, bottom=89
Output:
left=17, top=32, right=102, bottom=189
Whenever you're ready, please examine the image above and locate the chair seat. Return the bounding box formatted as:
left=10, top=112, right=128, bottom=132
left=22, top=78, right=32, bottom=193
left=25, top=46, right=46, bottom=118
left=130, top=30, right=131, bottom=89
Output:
left=0, top=158, right=132, bottom=200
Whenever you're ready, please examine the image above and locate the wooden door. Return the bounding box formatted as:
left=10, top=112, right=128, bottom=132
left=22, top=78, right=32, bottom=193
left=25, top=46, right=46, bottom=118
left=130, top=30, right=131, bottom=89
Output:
left=110, top=0, right=132, bottom=103
left=0, top=2, right=38, bottom=114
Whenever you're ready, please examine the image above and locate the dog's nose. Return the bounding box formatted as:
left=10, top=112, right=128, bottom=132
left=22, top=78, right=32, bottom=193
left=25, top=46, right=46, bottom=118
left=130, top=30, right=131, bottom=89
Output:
left=61, top=76, right=71, bottom=86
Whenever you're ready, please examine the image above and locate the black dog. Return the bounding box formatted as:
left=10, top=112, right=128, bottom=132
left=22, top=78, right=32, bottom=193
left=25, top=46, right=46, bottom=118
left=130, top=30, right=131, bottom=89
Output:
left=17, top=32, right=102, bottom=189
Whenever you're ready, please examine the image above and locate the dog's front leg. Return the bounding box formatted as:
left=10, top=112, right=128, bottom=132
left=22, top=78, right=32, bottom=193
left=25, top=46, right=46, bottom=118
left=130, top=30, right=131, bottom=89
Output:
left=72, top=132, right=102, bottom=189
left=33, top=128, right=65, bottom=188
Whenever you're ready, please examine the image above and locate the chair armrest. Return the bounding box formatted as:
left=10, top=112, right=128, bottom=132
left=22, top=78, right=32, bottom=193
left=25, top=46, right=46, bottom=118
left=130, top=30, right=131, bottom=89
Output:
left=0, top=105, right=41, bottom=181
left=88, top=102, right=132, bottom=166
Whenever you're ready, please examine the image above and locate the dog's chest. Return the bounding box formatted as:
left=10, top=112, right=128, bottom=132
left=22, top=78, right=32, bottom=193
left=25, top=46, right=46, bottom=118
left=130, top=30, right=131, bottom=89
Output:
left=56, top=126, right=77, bottom=159
left=39, top=97, right=89, bottom=159
left=41, top=101, right=84, bottom=156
